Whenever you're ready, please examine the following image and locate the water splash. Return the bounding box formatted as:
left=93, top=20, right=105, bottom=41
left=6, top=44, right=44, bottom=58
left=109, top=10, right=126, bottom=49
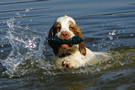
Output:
left=1, top=17, right=47, bottom=77
left=25, top=7, right=33, bottom=12
left=109, top=30, right=116, bottom=40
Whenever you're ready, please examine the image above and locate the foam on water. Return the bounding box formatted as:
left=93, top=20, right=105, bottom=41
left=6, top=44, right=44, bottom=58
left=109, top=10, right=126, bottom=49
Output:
left=0, top=15, right=48, bottom=77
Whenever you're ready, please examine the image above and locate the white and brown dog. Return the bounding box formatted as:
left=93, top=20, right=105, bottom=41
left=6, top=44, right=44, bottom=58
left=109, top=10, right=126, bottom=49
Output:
left=48, top=15, right=108, bottom=68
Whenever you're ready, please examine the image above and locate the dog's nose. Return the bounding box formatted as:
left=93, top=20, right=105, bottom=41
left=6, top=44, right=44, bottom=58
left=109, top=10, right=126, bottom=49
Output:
left=60, top=31, right=70, bottom=40
left=61, top=31, right=68, bottom=37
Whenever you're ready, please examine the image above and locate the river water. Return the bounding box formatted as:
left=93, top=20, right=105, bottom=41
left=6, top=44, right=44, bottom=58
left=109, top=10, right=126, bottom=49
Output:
left=0, top=0, right=135, bottom=89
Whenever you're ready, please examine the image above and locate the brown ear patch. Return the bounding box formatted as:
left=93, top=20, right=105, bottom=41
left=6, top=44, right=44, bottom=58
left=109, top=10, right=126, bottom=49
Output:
left=74, top=25, right=86, bottom=56
left=48, top=22, right=61, bottom=38
left=48, top=22, right=60, bottom=55
left=68, top=21, right=86, bottom=56
left=79, top=42, right=86, bottom=56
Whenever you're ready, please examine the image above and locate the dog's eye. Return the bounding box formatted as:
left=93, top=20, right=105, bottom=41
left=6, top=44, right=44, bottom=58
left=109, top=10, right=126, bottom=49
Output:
left=69, top=27, right=74, bottom=31
left=56, top=27, right=61, bottom=31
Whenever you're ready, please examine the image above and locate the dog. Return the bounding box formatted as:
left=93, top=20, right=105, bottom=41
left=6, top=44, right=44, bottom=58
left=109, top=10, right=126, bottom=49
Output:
left=48, top=15, right=108, bottom=68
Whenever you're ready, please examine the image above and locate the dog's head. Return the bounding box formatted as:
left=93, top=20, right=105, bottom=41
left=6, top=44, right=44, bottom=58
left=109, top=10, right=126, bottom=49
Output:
left=48, top=15, right=86, bottom=56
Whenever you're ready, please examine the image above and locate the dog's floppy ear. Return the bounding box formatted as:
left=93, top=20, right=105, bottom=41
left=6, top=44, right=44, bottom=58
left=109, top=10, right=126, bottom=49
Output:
left=48, top=22, right=59, bottom=55
left=48, top=24, right=55, bottom=38
left=75, top=26, right=86, bottom=56
left=79, top=42, right=86, bottom=56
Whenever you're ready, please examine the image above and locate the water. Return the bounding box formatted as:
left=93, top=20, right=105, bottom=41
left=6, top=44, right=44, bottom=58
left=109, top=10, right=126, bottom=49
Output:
left=0, top=0, right=135, bottom=89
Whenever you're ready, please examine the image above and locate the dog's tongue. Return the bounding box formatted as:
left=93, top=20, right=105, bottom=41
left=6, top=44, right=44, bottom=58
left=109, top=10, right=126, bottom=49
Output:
left=60, top=44, right=70, bottom=49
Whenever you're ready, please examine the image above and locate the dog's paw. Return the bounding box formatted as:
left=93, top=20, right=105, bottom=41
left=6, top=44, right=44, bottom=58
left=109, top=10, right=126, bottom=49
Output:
left=62, top=60, right=74, bottom=68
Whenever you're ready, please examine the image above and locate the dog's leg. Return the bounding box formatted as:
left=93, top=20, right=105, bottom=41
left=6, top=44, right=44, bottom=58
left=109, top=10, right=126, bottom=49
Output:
left=62, top=60, right=74, bottom=68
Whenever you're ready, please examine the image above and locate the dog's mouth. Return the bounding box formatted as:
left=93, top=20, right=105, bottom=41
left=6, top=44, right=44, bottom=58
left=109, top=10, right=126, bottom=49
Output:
left=60, top=44, right=72, bottom=49
left=58, top=37, right=73, bottom=49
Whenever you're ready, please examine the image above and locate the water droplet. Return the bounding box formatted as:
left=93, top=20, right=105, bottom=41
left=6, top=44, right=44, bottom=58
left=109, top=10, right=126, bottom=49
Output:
left=29, top=19, right=32, bottom=21
left=1, top=45, right=4, bottom=47
left=93, top=44, right=95, bottom=47
left=109, top=30, right=116, bottom=36
left=16, top=12, right=20, bottom=16
left=109, top=36, right=113, bottom=40
left=25, top=7, right=33, bottom=12
left=25, top=24, right=30, bottom=30
left=1, top=50, right=3, bottom=52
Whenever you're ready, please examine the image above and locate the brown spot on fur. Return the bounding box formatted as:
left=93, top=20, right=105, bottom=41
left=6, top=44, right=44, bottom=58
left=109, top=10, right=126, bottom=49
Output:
left=68, top=21, right=86, bottom=56
left=48, top=22, right=61, bottom=55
